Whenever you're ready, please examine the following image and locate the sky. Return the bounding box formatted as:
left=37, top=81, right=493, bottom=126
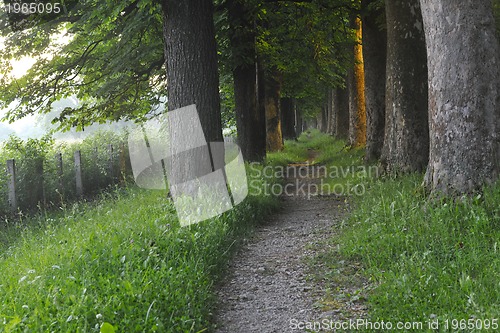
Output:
left=0, top=57, right=41, bottom=140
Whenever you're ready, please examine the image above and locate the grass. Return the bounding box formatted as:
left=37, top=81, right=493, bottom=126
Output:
left=0, top=165, right=279, bottom=332
left=5, top=129, right=499, bottom=332
left=340, top=176, right=500, bottom=328
left=288, top=130, right=500, bottom=332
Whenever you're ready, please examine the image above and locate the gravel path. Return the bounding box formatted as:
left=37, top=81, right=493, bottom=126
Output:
left=214, top=163, right=367, bottom=333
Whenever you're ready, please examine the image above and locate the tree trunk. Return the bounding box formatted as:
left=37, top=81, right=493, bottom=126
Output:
left=264, top=69, right=284, bottom=152
left=161, top=0, right=223, bottom=202
left=381, top=0, right=428, bottom=173
left=316, top=105, right=328, bottom=133
left=333, top=86, right=349, bottom=140
left=228, top=0, right=266, bottom=162
left=281, top=97, right=296, bottom=140
left=420, top=0, right=500, bottom=195
left=295, top=104, right=303, bottom=137
left=348, top=17, right=367, bottom=147
left=362, top=0, right=387, bottom=162
left=162, top=0, right=222, bottom=143
left=326, top=88, right=335, bottom=135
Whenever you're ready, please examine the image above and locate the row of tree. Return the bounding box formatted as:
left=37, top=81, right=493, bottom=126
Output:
left=0, top=0, right=498, bottom=196
left=316, top=0, right=499, bottom=196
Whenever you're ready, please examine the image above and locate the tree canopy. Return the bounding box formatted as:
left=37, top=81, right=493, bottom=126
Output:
left=1, top=0, right=165, bottom=131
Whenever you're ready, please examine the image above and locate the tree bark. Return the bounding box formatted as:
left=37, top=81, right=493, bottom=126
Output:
left=162, top=0, right=222, bottom=143
left=362, top=0, right=387, bottom=162
left=228, top=0, right=266, bottom=162
left=326, top=88, right=335, bottom=135
left=420, top=0, right=500, bottom=195
left=161, top=0, right=223, bottom=196
left=264, top=69, right=284, bottom=152
left=316, top=105, right=328, bottom=133
left=333, top=86, right=349, bottom=140
left=348, top=17, right=367, bottom=147
left=295, top=104, right=303, bottom=137
left=381, top=0, right=428, bottom=173
left=281, top=97, right=296, bottom=140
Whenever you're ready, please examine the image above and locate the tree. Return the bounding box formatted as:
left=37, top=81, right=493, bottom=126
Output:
left=380, top=0, right=428, bottom=173
left=332, top=86, right=349, bottom=140
left=263, top=67, right=284, bottom=151
left=161, top=0, right=223, bottom=144
left=420, top=0, right=500, bottom=195
left=348, top=16, right=366, bottom=147
left=361, top=0, right=386, bottom=162
left=227, top=0, right=266, bottom=162
left=254, top=0, right=355, bottom=149
left=281, top=97, right=296, bottom=140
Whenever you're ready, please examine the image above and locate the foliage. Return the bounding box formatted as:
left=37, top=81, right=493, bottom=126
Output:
left=256, top=0, right=357, bottom=119
left=0, top=160, right=279, bottom=332
left=0, top=0, right=165, bottom=131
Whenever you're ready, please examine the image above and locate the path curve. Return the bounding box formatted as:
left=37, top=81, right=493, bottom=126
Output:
left=214, top=163, right=363, bottom=332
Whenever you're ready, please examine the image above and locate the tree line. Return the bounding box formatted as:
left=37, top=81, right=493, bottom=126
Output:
left=0, top=0, right=498, bottom=197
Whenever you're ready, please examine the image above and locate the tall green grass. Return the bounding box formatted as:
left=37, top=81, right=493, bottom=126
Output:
left=0, top=165, right=279, bottom=332
left=340, top=176, right=500, bottom=327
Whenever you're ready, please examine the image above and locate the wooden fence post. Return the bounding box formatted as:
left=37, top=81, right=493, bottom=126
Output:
left=35, top=158, right=46, bottom=207
left=74, top=150, right=83, bottom=197
left=6, top=159, right=17, bottom=213
left=108, top=144, right=114, bottom=184
left=119, top=143, right=127, bottom=183
left=55, top=153, right=64, bottom=198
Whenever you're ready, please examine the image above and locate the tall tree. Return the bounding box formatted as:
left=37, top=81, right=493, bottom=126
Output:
left=162, top=0, right=222, bottom=143
left=348, top=16, right=367, bottom=147
left=361, top=0, right=386, bottom=162
left=381, top=0, right=428, bottom=173
left=227, top=0, right=266, bottom=161
left=420, top=0, right=500, bottom=195
left=281, top=97, right=296, bottom=140
left=333, top=86, right=350, bottom=140
left=326, top=88, right=335, bottom=135
left=264, top=68, right=284, bottom=151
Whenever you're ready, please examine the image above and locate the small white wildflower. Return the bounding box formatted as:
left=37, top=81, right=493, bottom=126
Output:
left=18, top=276, right=27, bottom=283
left=96, top=313, right=103, bottom=320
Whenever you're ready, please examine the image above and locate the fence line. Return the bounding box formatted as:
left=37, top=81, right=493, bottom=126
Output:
left=2, top=143, right=130, bottom=215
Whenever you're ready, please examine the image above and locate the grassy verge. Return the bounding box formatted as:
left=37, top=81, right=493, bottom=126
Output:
left=293, top=130, right=500, bottom=331
left=0, top=166, right=279, bottom=332
left=340, top=176, right=500, bottom=330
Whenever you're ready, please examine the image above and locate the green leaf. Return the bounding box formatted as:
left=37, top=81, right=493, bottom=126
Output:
left=100, top=322, right=117, bottom=333
left=5, top=316, right=22, bottom=332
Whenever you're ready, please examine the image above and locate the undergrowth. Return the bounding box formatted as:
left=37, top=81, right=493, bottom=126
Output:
left=0, top=164, right=279, bottom=332
left=340, top=176, right=500, bottom=330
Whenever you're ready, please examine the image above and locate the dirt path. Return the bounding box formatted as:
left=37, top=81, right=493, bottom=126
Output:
left=214, top=163, right=367, bottom=332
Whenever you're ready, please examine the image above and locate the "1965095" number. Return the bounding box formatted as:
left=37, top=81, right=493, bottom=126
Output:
left=4, top=2, right=61, bottom=15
